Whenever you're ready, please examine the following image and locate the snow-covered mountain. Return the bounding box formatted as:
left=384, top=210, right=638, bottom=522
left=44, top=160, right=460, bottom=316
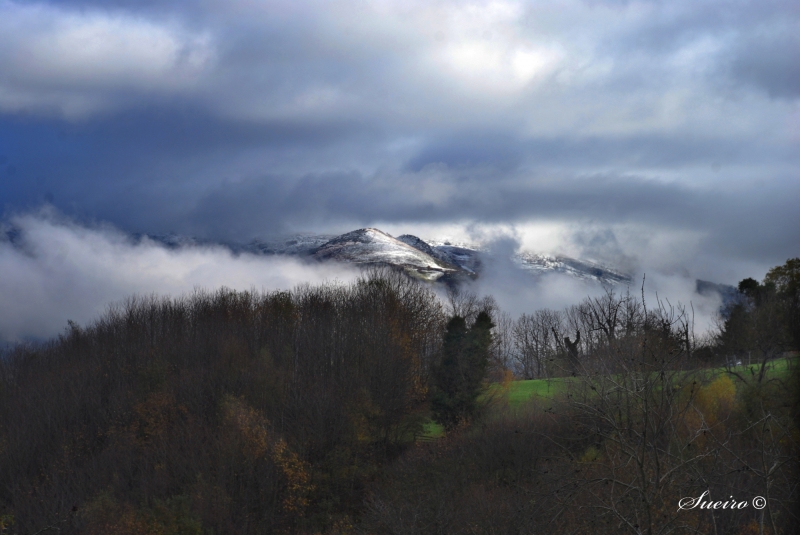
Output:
left=514, top=252, right=631, bottom=285
left=311, top=228, right=457, bottom=281
left=238, top=228, right=632, bottom=286
left=417, top=239, right=483, bottom=275
left=1, top=219, right=632, bottom=287
left=244, top=234, right=334, bottom=256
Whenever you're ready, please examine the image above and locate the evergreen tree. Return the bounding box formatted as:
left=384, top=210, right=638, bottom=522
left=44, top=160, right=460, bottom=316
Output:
left=764, top=258, right=800, bottom=349
left=432, top=311, right=494, bottom=430
left=719, top=261, right=797, bottom=381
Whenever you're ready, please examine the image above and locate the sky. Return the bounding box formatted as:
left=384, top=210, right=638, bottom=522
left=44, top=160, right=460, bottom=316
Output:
left=0, top=0, right=798, bottom=340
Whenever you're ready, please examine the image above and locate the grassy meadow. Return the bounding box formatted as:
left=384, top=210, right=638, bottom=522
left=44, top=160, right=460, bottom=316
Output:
left=499, top=355, right=797, bottom=408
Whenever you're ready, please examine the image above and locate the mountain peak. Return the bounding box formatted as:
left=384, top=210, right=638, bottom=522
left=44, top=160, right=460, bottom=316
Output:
left=322, top=228, right=394, bottom=245
left=312, top=228, right=455, bottom=281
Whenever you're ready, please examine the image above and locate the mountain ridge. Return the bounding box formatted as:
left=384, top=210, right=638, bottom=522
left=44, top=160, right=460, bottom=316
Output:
left=237, top=227, right=634, bottom=287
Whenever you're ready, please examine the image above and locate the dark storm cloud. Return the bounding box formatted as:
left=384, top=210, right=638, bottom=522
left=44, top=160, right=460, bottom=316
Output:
left=0, top=106, right=382, bottom=231
left=3, top=103, right=790, bottom=237
left=728, top=30, right=800, bottom=99
left=410, top=132, right=791, bottom=170
left=405, top=132, right=525, bottom=173
left=403, top=127, right=789, bottom=170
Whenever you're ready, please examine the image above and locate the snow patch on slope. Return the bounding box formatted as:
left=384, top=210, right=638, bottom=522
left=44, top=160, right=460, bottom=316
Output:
left=313, top=228, right=456, bottom=281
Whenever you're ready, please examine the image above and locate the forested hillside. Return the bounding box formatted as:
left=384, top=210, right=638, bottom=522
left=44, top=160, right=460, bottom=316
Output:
left=1, top=261, right=798, bottom=534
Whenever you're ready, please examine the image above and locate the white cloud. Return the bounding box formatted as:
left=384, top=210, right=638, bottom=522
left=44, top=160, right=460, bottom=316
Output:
left=0, top=1, right=214, bottom=116
left=0, top=210, right=358, bottom=342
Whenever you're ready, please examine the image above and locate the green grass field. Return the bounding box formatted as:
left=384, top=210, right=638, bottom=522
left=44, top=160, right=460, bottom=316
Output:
left=419, top=419, right=444, bottom=440
left=504, top=376, right=569, bottom=405
left=727, top=355, right=796, bottom=376
left=417, top=356, right=797, bottom=440
left=499, top=356, right=797, bottom=408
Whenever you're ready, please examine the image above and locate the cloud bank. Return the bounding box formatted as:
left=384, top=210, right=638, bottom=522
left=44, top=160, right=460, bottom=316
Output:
left=0, top=211, right=738, bottom=343
left=450, top=232, right=727, bottom=336
left=0, top=211, right=358, bottom=342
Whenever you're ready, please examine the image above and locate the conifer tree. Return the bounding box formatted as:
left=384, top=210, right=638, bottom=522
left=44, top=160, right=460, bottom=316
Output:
left=432, top=311, right=494, bottom=430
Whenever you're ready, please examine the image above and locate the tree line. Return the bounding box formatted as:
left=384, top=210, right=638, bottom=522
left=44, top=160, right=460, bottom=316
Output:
left=486, top=258, right=799, bottom=383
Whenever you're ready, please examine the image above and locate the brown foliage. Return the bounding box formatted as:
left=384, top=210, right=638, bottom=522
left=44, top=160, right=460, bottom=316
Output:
left=0, top=269, right=443, bottom=534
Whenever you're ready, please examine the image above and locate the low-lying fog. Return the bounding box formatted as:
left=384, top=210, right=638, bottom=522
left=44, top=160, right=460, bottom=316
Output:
left=1, top=210, right=745, bottom=344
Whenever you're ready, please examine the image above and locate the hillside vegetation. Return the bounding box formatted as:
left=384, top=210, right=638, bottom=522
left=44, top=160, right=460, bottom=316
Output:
left=1, top=260, right=798, bottom=534
left=0, top=270, right=443, bottom=534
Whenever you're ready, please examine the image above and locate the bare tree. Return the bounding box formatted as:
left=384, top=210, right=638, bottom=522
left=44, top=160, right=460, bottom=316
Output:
left=512, top=309, right=561, bottom=379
